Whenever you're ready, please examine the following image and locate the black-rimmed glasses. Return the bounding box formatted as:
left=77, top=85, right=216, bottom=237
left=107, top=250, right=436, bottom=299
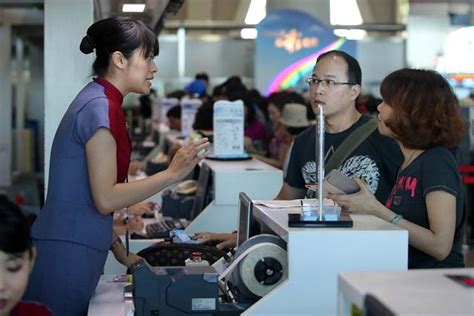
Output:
left=305, top=77, right=356, bottom=88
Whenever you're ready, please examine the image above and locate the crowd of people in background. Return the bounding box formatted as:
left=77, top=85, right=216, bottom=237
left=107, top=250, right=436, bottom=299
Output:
left=136, top=71, right=386, bottom=177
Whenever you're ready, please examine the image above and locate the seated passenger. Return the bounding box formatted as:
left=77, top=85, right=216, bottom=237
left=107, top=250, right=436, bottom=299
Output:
left=192, top=101, right=214, bottom=142
left=0, top=194, right=53, bottom=316
left=242, top=97, right=268, bottom=155
left=253, top=103, right=310, bottom=170
left=166, top=105, right=182, bottom=132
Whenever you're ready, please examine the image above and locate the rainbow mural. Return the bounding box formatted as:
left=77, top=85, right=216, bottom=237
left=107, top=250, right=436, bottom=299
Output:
left=265, top=37, right=346, bottom=95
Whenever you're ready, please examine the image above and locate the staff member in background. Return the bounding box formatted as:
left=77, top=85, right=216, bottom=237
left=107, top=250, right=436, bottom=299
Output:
left=24, top=17, right=208, bottom=316
left=0, top=194, right=53, bottom=316
left=329, top=68, right=467, bottom=269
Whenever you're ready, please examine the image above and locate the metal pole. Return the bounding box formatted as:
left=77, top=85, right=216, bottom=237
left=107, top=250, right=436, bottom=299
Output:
left=317, top=104, right=324, bottom=220
left=15, top=36, right=25, bottom=173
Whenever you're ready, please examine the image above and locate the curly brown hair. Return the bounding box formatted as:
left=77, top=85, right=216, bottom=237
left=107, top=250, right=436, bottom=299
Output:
left=380, top=68, right=467, bottom=149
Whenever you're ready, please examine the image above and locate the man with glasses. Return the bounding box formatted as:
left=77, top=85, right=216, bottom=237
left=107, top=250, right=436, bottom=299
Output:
left=277, top=50, right=402, bottom=203
left=193, top=50, right=402, bottom=249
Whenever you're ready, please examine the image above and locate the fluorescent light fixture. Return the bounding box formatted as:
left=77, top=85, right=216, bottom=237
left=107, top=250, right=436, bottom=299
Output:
left=122, top=4, right=146, bottom=13
left=333, top=29, right=348, bottom=37
left=241, top=28, right=258, bottom=39
left=245, top=0, right=266, bottom=25
left=334, top=29, right=367, bottom=40
left=330, top=0, right=363, bottom=25
left=201, top=34, right=221, bottom=42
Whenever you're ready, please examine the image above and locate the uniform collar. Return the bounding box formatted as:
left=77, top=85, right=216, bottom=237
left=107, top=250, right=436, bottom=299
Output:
left=94, top=77, right=124, bottom=105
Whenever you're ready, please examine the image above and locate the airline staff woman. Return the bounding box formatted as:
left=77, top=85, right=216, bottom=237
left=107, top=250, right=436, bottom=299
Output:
left=24, top=16, right=208, bottom=316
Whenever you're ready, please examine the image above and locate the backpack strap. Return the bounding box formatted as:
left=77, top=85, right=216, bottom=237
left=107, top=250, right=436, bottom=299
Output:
left=324, top=117, right=378, bottom=173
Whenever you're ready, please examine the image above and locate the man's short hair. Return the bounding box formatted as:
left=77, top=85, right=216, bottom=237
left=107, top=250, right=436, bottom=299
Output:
left=166, top=105, right=181, bottom=118
left=195, top=72, right=209, bottom=82
left=316, top=50, right=362, bottom=85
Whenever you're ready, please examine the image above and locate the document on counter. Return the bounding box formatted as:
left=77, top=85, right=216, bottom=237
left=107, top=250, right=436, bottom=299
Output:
left=253, top=199, right=335, bottom=209
left=212, top=100, right=246, bottom=158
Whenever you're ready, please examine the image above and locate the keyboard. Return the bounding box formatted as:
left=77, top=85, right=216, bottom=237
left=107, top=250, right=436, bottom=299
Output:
left=145, top=218, right=189, bottom=239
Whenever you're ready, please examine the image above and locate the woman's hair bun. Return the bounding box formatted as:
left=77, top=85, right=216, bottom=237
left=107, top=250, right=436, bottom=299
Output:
left=79, top=34, right=96, bottom=54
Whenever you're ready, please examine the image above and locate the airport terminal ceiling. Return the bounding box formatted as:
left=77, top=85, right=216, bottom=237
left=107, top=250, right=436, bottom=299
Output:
left=0, top=0, right=472, bottom=41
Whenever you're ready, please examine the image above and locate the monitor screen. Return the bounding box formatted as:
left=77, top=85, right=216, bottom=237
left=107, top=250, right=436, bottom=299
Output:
left=237, top=192, right=253, bottom=248
left=191, top=163, right=213, bottom=219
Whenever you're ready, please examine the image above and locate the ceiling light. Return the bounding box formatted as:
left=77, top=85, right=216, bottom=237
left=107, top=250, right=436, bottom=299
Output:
left=241, top=28, right=258, bottom=39
left=245, top=0, right=266, bottom=25
left=201, top=34, right=221, bottom=42
left=122, top=4, right=146, bottom=13
left=330, top=0, right=363, bottom=25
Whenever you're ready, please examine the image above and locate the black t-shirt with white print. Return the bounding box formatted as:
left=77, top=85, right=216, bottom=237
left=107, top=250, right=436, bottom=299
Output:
left=385, top=146, right=465, bottom=269
left=286, top=115, right=402, bottom=203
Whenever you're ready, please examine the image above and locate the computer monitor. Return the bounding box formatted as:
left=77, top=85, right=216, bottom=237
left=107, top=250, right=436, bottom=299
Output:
left=237, top=192, right=253, bottom=248
left=190, top=163, right=213, bottom=219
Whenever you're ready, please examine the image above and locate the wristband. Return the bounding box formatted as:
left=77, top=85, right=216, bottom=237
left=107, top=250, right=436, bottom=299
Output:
left=389, top=214, right=403, bottom=225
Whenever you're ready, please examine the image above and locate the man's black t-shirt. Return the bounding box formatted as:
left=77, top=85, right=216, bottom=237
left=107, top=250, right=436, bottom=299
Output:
left=286, top=115, right=402, bottom=203
left=385, top=146, right=465, bottom=269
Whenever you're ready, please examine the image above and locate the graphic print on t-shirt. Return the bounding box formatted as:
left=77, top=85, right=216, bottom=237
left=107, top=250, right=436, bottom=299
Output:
left=385, top=175, right=418, bottom=208
left=302, top=155, right=380, bottom=195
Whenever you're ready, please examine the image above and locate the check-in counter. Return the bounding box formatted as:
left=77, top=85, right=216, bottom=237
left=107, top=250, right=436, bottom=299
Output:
left=243, top=204, right=409, bottom=315
left=104, top=158, right=282, bottom=274
left=94, top=205, right=409, bottom=315
left=185, top=159, right=283, bottom=235
left=337, top=268, right=474, bottom=315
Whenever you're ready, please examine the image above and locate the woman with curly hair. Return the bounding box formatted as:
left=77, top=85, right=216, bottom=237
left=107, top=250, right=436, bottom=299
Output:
left=329, top=68, right=467, bottom=269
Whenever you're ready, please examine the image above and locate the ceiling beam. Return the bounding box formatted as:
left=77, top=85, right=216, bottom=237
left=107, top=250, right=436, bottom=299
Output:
left=361, top=0, right=397, bottom=23
left=0, top=8, right=43, bottom=25
left=0, top=0, right=43, bottom=7
left=186, top=0, right=212, bottom=20
left=358, top=0, right=376, bottom=23
left=164, top=19, right=406, bottom=32
left=234, top=0, right=250, bottom=22
left=212, top=0, right=240, bottom=21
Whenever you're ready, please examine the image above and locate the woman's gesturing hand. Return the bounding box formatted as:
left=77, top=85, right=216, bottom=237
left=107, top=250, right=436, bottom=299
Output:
left=166, top=138, right=209, bottom=181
